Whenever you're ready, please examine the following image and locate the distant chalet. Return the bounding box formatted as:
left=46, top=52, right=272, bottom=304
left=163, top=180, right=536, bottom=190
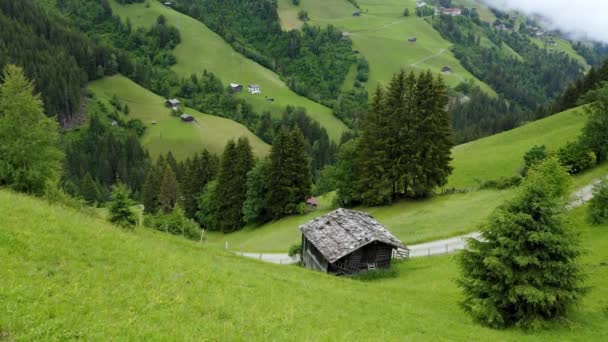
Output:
left=230, top=83, right=243, bottom=92
left=352, top=11, right=361, bottom=16
left=439, top=7, right=462, bottom=16
left=299, top=209, right=408, bottom=275
left=248, top=84, right=261, bottom=95
left=441, top=66, right=453, bottom=74
left=166, top=98, right=180, bottom=108
left=180, top=114, right=194, bottom=122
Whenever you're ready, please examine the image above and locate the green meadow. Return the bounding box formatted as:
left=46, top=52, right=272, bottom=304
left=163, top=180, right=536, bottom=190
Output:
left=278, top=0, right=496, bottom=94
left=449, top=106, right=587, bottom=189
left=109, top=0, right=349, bottom=142
left=88, top=75, right=270, bottom=160
left=1, top=190, right=607, bottom=340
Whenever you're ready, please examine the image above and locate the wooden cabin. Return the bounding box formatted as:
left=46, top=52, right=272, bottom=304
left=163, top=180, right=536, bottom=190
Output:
left=299, top=209, right=408, bottom=275
left=180, top=114, right=194, bottom=122
left=166, top=98, right=180, bottom=108
left=229, top=83, right=243, bottom=92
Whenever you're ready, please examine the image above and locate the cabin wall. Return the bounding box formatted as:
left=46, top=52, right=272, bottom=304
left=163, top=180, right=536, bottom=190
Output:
left=339, top=242, right=394, bottom=271
left=302, top=236, right=328, bottom=272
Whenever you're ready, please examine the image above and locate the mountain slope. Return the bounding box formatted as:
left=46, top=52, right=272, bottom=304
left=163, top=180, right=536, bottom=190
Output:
left=279, top=0, right=496, bottom=94
left=89, top=75, right=270, bottom=160
left=109, top=0, right=349, bottom=142
left=1, top=190, right=607, bottom=340
left=449, top=106, right=587, bottom=189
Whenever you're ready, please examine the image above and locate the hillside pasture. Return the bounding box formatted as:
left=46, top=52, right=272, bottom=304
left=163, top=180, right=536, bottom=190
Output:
left=449, top=106, right=587, bottom=189
left=279, top=0, right=496, bottom=94
left=88, top=75, right=270, bottom=160
left=109, top=0, right=349, bottom=142
left=0, top=190, right=607, bottom=340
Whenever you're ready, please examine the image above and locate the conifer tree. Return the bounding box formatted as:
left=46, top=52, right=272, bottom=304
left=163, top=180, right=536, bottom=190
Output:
left=215, top=138, right=253, bottom=232
left=581, top=85, right=608, bottom=162
left=81, top=172, right=102, bottom=205
left=265, top=128, right=312, bottom=219
left=0, top=65, right=63, bottom=194
left=458, top=158, right=585, bottom=329
left=356, top=86, right=393, bottom=205
left=109, top=183, right=137, bottom=229
left=159, top=164, right=179, bottom=213
left=181, top=150, right=219, bottom=219
left=142, top=165, right=160, bottom=214
left=243, top=159, right=270, bottom=224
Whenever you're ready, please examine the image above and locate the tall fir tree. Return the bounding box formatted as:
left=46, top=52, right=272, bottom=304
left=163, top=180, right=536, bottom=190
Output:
left=181, top=150, right=219, bottom=219
left=215, top=138, right=254, bottom=232
left=158, top=164, right=179, bottom=213
left=142, top=165, right=161, bottom=214
left=242, top=158, right=270, bottom=224
left=265, top=127, right=312, bottom=219
left=356, top=86, right=393, bottom=205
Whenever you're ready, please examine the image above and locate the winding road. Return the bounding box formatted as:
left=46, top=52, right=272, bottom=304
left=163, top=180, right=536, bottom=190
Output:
left=237, top=177, right=605, bottom=264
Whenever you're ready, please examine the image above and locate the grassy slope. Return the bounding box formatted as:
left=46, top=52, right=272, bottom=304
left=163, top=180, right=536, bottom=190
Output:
left=532, top=36, right=590, bottom=70
left=110, top=0, right=348, bottom=142
left=449, top=106, right=587, bottom=189
left=89, top=75, right=270, bottom=160
left=1, top=190, right=607, bottom=340
left=279, top=0, right=496, bottom=95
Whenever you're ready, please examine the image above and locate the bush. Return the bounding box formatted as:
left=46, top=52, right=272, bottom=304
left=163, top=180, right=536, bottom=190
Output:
left=145, top=206, right=201, bottom=239
left=288, top=243, right=302, bottom=259
left=479, top=176, right=522, bottom=190
left=108, top=184, right=137, bottom=229
left=588, top=180, right=608, bottom=224
left=522, top=145, right=548, bottom=175
left=558, top=141, right=595, bottom=174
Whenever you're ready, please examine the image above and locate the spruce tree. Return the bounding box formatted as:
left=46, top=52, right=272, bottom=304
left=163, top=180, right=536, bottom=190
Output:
left=458, top=157, right=585, bottom=329
left=158, top=164, right=179, bottom=213
left=243, top=159, right=269, bottom=224
left=0, top=65, right=63, bottom=194
left=356, top=86, right=393, bottom=205
left=265, top=128, right=312, bottom=219
left=81, top=172, right=102, bottom=205
left=142, top=166, right=160, bottom=214
left=581, top=85, right=608, bottom=162
left=109, top=183, right=137, bottom=229
left=181, top=150, right=218, bottom=219
left=215, top=138, right=253, bottom=232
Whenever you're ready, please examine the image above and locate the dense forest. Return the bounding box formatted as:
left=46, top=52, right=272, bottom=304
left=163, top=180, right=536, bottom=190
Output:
left=0, top=0, right=129, bottom=126
left=171, top=0, right=355, bottom=104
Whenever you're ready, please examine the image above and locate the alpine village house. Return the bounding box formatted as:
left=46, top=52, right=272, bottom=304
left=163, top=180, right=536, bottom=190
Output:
left=299, top=209, right=408, bottom=275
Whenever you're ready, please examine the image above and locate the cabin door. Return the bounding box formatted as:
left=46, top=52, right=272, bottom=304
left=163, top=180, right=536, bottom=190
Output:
left=360, top=243, right=377, bottom=265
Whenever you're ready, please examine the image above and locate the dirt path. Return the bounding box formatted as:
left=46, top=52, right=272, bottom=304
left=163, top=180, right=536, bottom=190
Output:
left=410, top=48, right=446, bottom=67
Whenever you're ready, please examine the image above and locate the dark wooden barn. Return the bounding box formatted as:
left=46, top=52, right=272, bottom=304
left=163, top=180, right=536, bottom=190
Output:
left=299, top=209, right=408, bottom=275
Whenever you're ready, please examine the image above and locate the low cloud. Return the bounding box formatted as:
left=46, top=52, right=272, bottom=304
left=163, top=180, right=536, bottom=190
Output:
left=482, top=0, right=608, bottom=43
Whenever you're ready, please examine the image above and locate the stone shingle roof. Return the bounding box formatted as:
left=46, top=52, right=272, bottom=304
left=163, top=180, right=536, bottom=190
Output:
left=299, top=208, right=406, bottom=263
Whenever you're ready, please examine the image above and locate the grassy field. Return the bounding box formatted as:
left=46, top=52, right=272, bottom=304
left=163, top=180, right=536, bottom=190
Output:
left=1, top=190, right=607, bottom=340
left=278, top=0, right=496, bottom=94
left=109, top=0, right=349, bottom=142
left=532, top=36, right=590, bottom=70
left=206, top=189, right=514, bottom=253
left=449, top=106, right=587, bottom=189
left=88, top=75, right=270, bottom=160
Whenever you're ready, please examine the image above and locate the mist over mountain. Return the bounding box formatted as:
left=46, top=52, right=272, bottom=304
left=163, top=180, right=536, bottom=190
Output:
left=482, top=0, right=608, bottom=43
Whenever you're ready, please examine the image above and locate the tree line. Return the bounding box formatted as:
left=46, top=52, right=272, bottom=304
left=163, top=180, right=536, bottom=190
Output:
left=141, top=129, right=312, bottom=233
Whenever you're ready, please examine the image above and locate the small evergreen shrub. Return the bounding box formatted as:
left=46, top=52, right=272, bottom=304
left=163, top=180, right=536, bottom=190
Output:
left=588, top=180, right=608, bottom=224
